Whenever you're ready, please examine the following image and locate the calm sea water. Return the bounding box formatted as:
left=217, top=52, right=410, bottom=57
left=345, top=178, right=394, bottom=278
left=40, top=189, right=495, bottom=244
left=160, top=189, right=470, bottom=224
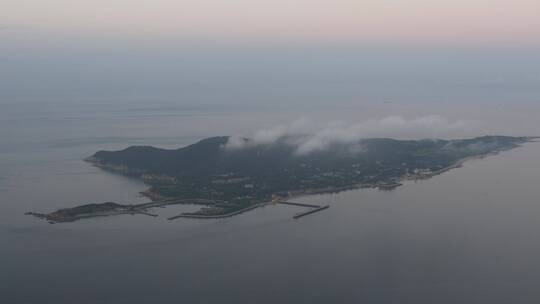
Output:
left=2, top=101, right=540, bottom=303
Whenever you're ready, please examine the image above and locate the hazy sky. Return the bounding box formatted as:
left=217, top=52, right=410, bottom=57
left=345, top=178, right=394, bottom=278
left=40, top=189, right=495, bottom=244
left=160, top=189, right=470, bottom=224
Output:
left=3, top=0, right=540, bottom=45
left=2, top=1, right=539, bottom=106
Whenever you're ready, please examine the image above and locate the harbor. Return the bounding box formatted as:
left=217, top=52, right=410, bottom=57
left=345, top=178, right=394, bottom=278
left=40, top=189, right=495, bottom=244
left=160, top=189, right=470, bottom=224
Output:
left=167, top=203, right=267, bottom=220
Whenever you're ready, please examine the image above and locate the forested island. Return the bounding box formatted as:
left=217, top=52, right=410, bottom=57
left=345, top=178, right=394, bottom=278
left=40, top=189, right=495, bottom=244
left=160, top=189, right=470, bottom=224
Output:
left=29, top=135, right=533, bottom=222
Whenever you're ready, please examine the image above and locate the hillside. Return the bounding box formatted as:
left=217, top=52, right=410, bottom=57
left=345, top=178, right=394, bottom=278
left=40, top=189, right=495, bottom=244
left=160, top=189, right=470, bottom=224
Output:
left=85, top=135, right=529, bottom=216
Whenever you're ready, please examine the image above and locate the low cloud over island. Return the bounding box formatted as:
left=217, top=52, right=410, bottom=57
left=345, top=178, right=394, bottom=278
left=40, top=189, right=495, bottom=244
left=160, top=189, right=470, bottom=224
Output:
left=225, top=115, right=472, bottom=155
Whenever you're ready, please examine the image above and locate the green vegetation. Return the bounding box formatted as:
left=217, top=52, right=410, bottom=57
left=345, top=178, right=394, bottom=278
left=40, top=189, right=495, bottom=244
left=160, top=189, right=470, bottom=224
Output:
left=84, top=135, right=530, bottom=216
left=25, top=202, right=153, bottom=223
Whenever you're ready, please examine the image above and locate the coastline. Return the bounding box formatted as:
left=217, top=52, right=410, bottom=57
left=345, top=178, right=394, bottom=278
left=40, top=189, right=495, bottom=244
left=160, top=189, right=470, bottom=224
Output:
left=412, top=143, right=528, bottom=181
left=86, top=138, right=535, bottom=200
left=131, top=149, right=508, bottom=220
left=45, top=138, right=531, bottom=222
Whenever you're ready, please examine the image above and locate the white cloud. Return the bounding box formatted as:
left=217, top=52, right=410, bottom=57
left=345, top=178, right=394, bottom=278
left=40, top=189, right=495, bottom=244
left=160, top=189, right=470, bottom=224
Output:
left=225, top=115, right=472, bottom=154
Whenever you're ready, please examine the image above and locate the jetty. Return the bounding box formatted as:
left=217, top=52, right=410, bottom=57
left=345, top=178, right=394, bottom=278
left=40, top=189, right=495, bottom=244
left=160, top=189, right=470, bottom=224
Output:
left=167, top=203, right=267, bottom=220
left=168, top=200, right=330, bottom=220
left=276, top=201, right=320, bottom=208
left=293, top=205, right=330, bottom=219
left=277, top=201, right=330, bottom=219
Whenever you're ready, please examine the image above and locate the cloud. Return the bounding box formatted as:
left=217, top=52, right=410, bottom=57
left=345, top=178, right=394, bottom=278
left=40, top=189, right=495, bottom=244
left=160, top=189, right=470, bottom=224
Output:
left=225, top=115, right=472, bottom=155
left=224, top=117, right=311, bottom=149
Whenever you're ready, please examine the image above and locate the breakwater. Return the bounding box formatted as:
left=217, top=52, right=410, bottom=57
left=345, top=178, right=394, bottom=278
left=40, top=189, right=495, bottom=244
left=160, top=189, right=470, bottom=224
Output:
left=276, top=201, right=320, bottom=208
left=167, top=203, right=267, bottom=220
left=293, top=205, right=330, bottom=219
left=277, top=201, right=330, bottom=219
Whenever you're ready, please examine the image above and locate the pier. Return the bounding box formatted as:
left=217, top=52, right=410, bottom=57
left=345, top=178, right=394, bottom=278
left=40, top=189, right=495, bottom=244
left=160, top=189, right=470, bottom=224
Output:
left=167, top=203, right=267, bottom=220
left=276, top=201, right=320, bottom=208
left=293, top=205, right=330, bottom=219
left=276, top=201, right=330, bottom=219
left=168, top=200, right=330, bottom=220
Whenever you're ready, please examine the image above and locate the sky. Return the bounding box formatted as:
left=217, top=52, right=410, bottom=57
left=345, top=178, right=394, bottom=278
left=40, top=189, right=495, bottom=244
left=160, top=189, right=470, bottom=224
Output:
left=3, top=0, right=540, bottom=45
left=1, top=1, right=540, bottom=106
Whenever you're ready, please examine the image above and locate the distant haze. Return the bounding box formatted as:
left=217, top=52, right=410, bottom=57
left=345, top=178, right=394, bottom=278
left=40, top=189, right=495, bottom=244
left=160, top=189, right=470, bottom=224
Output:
left=2, top=44, right=540, bottom=107
left=1, top=1, right=539, bottom=119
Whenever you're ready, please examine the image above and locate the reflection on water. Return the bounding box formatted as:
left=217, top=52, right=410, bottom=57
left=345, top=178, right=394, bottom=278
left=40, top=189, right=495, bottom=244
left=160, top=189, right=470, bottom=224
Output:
left=2, top=102, right=540, bottom=303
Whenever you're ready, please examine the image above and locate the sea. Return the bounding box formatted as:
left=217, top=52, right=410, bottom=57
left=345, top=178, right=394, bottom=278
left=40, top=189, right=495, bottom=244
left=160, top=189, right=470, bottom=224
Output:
left=2, top=99, right=540, bottom=303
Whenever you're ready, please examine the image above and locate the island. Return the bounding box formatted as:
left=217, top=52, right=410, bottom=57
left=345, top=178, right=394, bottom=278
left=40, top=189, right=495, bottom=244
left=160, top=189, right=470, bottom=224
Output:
left=28, top=135, right=534, bottom=223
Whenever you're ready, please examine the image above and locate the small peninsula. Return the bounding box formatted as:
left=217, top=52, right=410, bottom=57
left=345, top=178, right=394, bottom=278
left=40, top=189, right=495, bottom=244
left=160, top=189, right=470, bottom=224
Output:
left=29, top=135, right=533, bottom=223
